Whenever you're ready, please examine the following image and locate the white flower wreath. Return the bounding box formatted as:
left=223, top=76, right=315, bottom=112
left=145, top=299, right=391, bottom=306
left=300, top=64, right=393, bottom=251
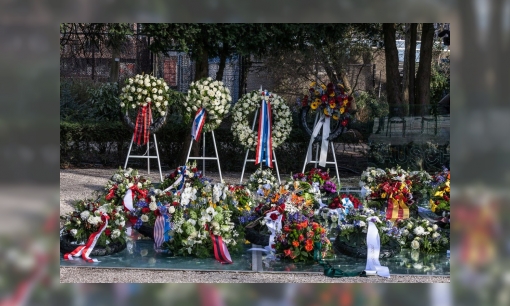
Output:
left=183, top=77, right=232, bottom=132
left=231, top=90, right=292, bottom=150
left=119, top=74, right=170, bottom=116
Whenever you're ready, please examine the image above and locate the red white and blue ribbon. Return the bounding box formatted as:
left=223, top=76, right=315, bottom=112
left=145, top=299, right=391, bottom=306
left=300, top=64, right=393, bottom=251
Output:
left=162, top=166, right=186, bottom=194
left=191, top=108, right=207, bottom=142
left=206, top=225, right=232, bottom=264
left=153, top=203, right=172, bottom=251
left=63, top=213, right=110, bottom=263
left=255, top=90, right=273, bottom=168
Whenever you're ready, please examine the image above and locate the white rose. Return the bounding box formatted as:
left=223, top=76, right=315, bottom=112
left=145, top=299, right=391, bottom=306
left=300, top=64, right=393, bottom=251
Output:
left=141, top=214, right=149, bottom=222
left=142, top=90, right=147, bottom=95
left=163, top=101, right=168, bottom=106
left=160, top=111, right=166, bottom=116
left=120, top=102, right=125, bottom=108
left=128, top=78, right=133, bottom=84
left=127, top=96, right=133, bottom=102
left=152, top=82, right=156, bottom=86
left=158, top=89, right=163, bottom=94
left=158, top=96, right=163, bottom=101
left=70, top=229, right=78, bottom=236
left=130, top=87, right=135, bottom=92
left=131, top=104, right=136, bottom=108
left=168, top=206, right=175, bottom=214
left=146, top=97, right=151, bottom=103
left=149, top=202, right=157, bottom=211
left=137, top=88, right=142, bottom=93
left=157, top=80, right=161, bottom=85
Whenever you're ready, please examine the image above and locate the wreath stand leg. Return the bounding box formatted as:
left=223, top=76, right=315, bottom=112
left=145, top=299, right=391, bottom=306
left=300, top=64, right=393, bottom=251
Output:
left=185, top=130, right=223, bottom=182
left=239, top=105, right=281, bottom=185
left=302, top=119, right=341, bottom=187
left=123, top=133, right=164, bottom=182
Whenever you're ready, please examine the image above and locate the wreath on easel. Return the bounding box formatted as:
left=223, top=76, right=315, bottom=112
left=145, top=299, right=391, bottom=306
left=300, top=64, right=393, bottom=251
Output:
left=120, top=74, right=171, bottom=144
left=231, top=90, right=292, bottom=150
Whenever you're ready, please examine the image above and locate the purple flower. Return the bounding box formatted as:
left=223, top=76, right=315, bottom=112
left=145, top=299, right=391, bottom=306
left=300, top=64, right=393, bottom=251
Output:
left=322, top=181, right=337, bottom=193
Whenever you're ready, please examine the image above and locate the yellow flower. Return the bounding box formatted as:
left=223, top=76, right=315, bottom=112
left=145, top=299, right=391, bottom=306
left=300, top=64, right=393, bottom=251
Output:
left=320, top=84, right=326, bottom=90
left=310, top=82, right=316, bottom=87
left=329, top=102, right=336, bottom=108
left=329, top=92, right=335, bottom=97
left=429, top=199, right=437, bottom=212
left=340, top=107, right=345, bottom=114
left=343, top=100, right=348, bottom=107
left=445, top=181, right=450, bottom=188
left=323, top=108, right=330, bottom=116
left=381, top=192, right=387, bottom=199
left=434, top=191, right=444, bottom=197
left=332, top=114, right=339, bottom=120
left=311, top=101, right=319, bottom=110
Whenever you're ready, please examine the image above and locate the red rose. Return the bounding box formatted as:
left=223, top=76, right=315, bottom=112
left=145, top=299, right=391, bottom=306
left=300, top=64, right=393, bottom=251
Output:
left=341, top=120, right=348, bottom=127
left=270, top=213, right=278, bottom=221
left=141, top=207, right=150, bottom=214
left=105, top=229, right=111, bottom=236
left=298, top=234, right=305, bottom=242
left=283, top=226, right=291, bottom=232
left=172, top=201, right=179, bottom=207
left=321, top=94, right=327, bottom=102
left=154, top=209, right=161, bottom=217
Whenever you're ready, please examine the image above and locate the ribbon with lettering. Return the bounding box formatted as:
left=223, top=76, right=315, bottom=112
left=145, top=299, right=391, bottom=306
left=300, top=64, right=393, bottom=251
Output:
left=133, top=103, right=152, bottom=145
left=63, top=213, right=110, bottom=263
left=365, top=221, right=390, bottom=277
left=153, top=203, right=172, bottom=251
left=206, top=225, right=232, bottom=264
left=306, top=114, right=331, bottom=167
left=255, top=90, right=273, bottom=168
left=385, top=196, right=410, bottom=221
left=191, top=108, right=207, bottom=142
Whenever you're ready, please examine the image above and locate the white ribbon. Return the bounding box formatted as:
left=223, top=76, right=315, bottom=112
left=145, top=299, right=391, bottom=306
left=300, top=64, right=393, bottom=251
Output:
left=123, top=189, right=134, bottom=211
left=162, top=174, right=183, bottom=193
left=306, top=115, right=331, bottom=167
left=365, top=221, right=390, bottom=278
left=264, top=212, right=283, bottom=254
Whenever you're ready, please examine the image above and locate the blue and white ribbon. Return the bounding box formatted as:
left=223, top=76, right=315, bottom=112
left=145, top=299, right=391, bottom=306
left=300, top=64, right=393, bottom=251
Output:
left=365, top=221, right=390, bottom=278
left=255, top=90, right=273, bottom=168
left=162, top=166, right=186, bottom=194
left=191, top=108, right=207, bottom=142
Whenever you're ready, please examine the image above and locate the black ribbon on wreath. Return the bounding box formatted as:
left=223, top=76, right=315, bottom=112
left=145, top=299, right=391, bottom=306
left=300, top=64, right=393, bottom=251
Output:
left=123, top=106, right=168, bottom=144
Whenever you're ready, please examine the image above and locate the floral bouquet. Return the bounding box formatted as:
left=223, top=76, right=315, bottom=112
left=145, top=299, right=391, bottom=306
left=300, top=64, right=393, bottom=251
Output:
left=408, top=170, right=434, bottom=203
left=301, top=82, right=353, bottom=126
left=183, top=77, right=232, bottom=132
left=316, top=194, right=362, bottom=237
left=247, top=167, right=278, bottom=192
left=60, top=199, right=127, bottom=256
left=165, top=205, right=243, bottom=258
left=429, top=167, right=450, bottom=215
left=120, top=74, right=171, bottom=145
left=395, top=217, right=450, bottom=253
left=359, top=166, right=415, bottom=220
left=104, top=168, right=152, bottom=207
left=333, top=206, right=401, bottom=258
left=128, top=188, right=176, bottom=228
left=159, top=162, right=205, bottom=192
left=274, top=213, right=331, bottom=263
left=231, top=90, right=292, bottom=150
left=225, top=185, right=253, bottom=222
left=292, top=168, right=338, bottom=195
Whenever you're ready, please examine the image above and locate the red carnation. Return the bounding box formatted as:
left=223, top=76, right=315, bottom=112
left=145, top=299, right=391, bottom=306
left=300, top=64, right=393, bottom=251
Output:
left=141, top=207, right=150, bottom=214
left=298, top=234, right=305, bottom=242
left=172, top=201, right=179, bottom=207
left=341, top=120, right=348, bottom=127
left=154, top=209, right=161, bottom=217
left=321, top=94, right=328, bottom=102
left=105, top=229, right=111, bottom=236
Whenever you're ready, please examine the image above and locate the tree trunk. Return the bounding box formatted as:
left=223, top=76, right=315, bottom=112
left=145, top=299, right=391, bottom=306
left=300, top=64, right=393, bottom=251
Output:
left=383, top=23, right=403, bottom=117
left=409, top=24, right=417, bottom=114
left=415, top=23, right=434, bottom=116
left=215, top=43, right=228, bottom=81
left=109, top=48, right=120, bottom=83
left=402, top=23, right=417, bottom=115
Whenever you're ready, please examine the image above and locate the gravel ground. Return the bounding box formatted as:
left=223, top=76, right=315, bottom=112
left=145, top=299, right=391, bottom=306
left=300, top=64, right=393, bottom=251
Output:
left=60, top=168, right=449, bottom=283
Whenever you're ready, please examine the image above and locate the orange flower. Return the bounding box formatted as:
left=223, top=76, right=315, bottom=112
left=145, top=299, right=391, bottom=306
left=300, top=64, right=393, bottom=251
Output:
left=305, top=243, right=314, bottom=252
left=292, top=240, right=300, bottom=248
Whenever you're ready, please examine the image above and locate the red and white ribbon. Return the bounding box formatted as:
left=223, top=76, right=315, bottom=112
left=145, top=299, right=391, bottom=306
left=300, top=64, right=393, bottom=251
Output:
left=255, top=90, right=273, bottom=168
left=63, top=213, right=110, bottom=263
left=133, top=103, right=152, bottom=145
left=191, top=108, right=207, bottom=142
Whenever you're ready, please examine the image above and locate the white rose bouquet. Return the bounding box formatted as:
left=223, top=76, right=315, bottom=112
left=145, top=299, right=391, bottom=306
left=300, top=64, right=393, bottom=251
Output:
left=119, top=74, right=170, bottom=117
left=183, top=77, right=232, bottom=132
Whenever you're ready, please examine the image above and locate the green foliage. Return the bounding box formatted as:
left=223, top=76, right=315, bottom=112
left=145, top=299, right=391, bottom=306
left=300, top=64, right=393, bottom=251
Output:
left=353, top=91, right=389, bottom=122
left=429, top=58, right=450, bottom=112
left=86, top=82, right=122, bottom=122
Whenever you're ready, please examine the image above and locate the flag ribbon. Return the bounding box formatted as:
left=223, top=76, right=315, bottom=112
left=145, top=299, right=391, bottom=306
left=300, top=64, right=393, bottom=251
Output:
left=385, top=196, right=410, bottom=221
left=255, top=90, right=273, bottom=168
left=191, top=108, right=207, bottom=142
left=162, top=166, right=187, bottom=194
left=133, top=103, right=152, bottom=145
left=153, top=202, right=172, bottom=252
left=63, top=213, right=110, bottom=263
left=205, top=225, right=233, bottom=264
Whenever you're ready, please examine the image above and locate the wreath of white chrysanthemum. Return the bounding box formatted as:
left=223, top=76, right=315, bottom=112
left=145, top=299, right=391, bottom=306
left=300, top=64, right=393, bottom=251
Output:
left=119, top=74, right=170, bottom=117
left=183, top=77, right=232, bottom=132
left=231, top=90, right=292, bottom=150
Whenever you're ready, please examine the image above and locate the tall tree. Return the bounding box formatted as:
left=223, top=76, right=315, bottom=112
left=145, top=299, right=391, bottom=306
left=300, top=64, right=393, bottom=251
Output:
left=383, top=23, right=403, bottom=116
left=415, top=23, right=435, bottom=116
left=402, top=23, right=417, bottom=115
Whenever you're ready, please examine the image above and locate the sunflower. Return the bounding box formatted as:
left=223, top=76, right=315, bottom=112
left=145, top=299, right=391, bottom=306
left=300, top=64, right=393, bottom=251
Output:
left=323, top=108, right=330, bottom=116
left=311, top=101, right=320, bottom=110
left=340, top=107, right=345, bottom=114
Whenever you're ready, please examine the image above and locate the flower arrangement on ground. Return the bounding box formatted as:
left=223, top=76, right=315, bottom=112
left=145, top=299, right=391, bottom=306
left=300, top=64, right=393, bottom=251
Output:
left=359, top=166, right=415, bottom=220
left=119, top=74, right=170, bottom=116
left=429, top=167, right=450, bottom=214
left=408, top=170, right=434, bottom=202
left=301, top=82, right=353, bottom=126
left=183, top=77, right=232, bottom=132
left=159, top=162, right=205, bottom=192
left=231, top=90, right=292, bottom=150
left=225, top=185, right=253, bottom=221
left=165, top=205, right=242, bottom=258
left=292, top=168, right=338, bottom=195
left=395, top=217, right=450, bottom=253
left=104, top=168, right=152, bottom=207
left=274, top=213, right=331, bottom=263
left=129, top=188, right=176, bottom=229
left=60, top=199, right=127, bottom=248
left=247, top=167, right=278, bottom=192
left=315, top=194, right=362, bottom=236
